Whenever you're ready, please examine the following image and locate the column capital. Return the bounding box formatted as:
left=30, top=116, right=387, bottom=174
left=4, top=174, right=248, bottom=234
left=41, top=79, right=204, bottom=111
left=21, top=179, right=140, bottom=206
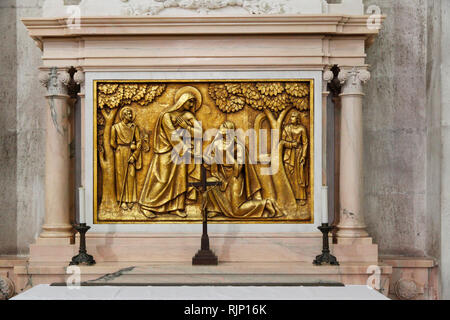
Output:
left=323, top=67, right=334, bottom=93
left=338, top=66, right=370, bottom=96
left=73, top=68, right=85, bottom=96
left=39, top=67, right=70, bottom=97
left=73, top=68, right=85, bottom=86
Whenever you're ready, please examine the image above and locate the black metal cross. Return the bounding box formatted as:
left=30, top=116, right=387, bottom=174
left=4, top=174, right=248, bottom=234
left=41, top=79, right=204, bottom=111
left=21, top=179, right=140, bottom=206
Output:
left=188, top=164, right=222, bottom=192
left=189, top=164, right=221, bottom=265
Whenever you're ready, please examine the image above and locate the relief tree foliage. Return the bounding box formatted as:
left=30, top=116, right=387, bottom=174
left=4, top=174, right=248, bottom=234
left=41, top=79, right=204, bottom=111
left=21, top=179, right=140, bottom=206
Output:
left=97, top=83, right=166, bottom=212
left=208, top=82, right=310, bottom=208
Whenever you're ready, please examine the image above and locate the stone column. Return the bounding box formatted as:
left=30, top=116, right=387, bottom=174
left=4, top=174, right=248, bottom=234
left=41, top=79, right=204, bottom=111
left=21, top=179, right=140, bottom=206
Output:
left=336, top=66, right=370, bottom=238
left=38, top=67, right=74, bottom=242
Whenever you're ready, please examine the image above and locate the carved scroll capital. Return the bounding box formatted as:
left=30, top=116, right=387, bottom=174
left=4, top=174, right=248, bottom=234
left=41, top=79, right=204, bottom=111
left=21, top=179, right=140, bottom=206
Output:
left=322, top=67, right=334, bottom=92
left=74, top=69, right=85, bottom=95
left=338, top=66, right=370, bottom=95
left=39, top=71, right=50, bottom=88
left=40, top=67, right=70, bottom=96
left=74, top=69, right=85, bottom=86
left=0, top=276, right=15, bottom=300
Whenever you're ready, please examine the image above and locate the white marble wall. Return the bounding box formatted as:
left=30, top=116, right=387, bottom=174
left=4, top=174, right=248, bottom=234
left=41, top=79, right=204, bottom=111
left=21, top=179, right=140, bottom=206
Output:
left=425, top=0, right=443, bottom=284
left=440, top=0, right=450, bottom=301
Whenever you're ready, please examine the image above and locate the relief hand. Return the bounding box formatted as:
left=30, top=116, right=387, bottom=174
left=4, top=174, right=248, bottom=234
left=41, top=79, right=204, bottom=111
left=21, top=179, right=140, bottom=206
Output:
left=176, top=116, right=189, bottom=129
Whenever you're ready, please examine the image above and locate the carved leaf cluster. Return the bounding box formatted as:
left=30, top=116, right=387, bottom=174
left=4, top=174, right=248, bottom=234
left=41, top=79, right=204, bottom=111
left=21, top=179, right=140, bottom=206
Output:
left=208, top=82, right=310, bottom=113
left=97, top=83, right=166, bottom=109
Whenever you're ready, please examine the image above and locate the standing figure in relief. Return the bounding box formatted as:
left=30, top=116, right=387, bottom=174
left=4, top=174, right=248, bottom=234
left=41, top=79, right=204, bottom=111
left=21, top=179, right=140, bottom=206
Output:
left=204, top=121, right=284, bottom=219
left=138, top=86, right=202, bottom=218
left=111, top=107, right=142, bottom=210
left=281, top=111, right=309, bottom=206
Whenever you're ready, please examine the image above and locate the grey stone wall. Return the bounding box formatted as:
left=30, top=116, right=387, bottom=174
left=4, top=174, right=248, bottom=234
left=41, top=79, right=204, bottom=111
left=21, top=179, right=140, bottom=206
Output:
left=0, top=0, right=45, bottom=255
left=363, top=0, right=438, bottom=256
left=16, top=0, right=46, bottom=255
left=363, top=0, right=448, bottom=298
left=0, top=0, right=18, bottom=254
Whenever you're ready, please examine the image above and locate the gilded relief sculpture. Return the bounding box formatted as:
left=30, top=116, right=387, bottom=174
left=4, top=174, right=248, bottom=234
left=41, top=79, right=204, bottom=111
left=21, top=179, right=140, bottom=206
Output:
left=204, top=121, right=285, bottom=219
left=111, top=107, right=142, bottom=210
left=95, top=80, right=313, bottom=223
left=138, top=86, right=202, bottom=218
left=281, top=111, right=309, bottom=206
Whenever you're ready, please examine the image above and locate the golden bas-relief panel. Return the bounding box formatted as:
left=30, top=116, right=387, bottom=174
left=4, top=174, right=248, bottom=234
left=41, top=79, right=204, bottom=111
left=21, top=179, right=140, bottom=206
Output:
left=94, top=80, right=314, bottom=224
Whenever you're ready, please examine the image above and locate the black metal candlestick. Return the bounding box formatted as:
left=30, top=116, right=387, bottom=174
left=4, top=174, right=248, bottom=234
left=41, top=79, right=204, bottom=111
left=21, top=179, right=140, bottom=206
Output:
left=313, top=223, right=339, bottom=266
left=70, top=223, right=96, bottom=266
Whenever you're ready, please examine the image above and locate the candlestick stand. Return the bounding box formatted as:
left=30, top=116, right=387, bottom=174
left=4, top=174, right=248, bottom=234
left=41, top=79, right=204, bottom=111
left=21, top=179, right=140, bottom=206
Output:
left=70, top=223, right=96, bottom=266
left=190, top=165, right=220, bottom=266
left=313, top=223, right=339, bottom=266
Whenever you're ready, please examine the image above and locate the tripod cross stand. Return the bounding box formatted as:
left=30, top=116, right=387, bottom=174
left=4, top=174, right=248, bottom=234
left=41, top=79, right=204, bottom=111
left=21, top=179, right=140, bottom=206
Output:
left=189, top=165, right=221, bottom=265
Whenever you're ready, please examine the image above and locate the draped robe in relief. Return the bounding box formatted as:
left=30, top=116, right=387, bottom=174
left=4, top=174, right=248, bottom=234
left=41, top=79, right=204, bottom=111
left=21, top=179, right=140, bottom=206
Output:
left=205, top=138, right=270, bottom=218
left=111, top=121, right=142, bottom=203
left=282, top=124, right=309, bottom=201
left=138, top=93, right=200, bottom=213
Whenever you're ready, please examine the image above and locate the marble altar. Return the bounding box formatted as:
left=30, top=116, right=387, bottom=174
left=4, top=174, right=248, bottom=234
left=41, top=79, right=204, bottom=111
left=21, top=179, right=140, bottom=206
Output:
left=1, top=0, right=397, bottom=298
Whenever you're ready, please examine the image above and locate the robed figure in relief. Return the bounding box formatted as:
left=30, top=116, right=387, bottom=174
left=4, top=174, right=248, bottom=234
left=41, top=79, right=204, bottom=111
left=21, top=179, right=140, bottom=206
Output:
left=281, top=111, right=309, bottom=206
left=111, top=107, right=142, bottom=210
left=138, top=86, right=202, bottom=218
left=204, top=121, right=284, bottom=219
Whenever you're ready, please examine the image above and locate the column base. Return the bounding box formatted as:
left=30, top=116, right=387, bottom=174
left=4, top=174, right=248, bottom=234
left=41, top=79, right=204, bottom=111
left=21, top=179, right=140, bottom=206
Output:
left=35, top=237, right=74, bottom=245
left=37, top=224, right=74, bottom=245
left=336, top=225, right=369, bottom=238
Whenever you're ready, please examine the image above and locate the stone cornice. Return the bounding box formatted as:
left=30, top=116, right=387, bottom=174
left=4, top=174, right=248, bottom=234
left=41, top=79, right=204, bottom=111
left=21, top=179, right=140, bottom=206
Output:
left=22, top=15, right=384, bottom=42
left=22, top=15, right=384, bottom=69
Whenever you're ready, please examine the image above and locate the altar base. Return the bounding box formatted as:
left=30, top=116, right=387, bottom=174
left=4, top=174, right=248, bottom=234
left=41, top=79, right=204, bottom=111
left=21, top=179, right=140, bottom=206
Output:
left=0, top=233, right=393, bottom=297
left=28, top=233, right=379, bottom=264
left=11, top=262, right=391, bottom=295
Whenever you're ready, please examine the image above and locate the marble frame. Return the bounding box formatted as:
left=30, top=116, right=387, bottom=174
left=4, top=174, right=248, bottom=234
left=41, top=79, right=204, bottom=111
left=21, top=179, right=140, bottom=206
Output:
left=85, top=70, right=323, bottom=233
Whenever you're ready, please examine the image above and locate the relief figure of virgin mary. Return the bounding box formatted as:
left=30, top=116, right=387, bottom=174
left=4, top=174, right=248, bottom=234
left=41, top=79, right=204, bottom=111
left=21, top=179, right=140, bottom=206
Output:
left=138, top=86, right=202, bottom=218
